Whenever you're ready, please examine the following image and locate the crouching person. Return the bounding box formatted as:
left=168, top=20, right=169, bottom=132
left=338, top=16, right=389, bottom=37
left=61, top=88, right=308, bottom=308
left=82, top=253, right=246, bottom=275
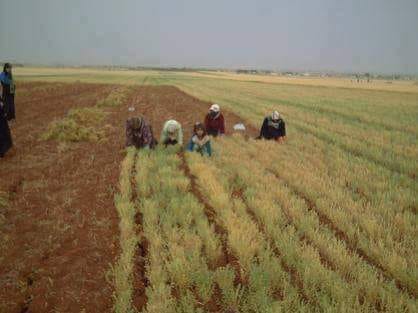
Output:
left=187, top=122, right=212, bottom=157
left=259, top=111, right=286, bottom=143
left=161, top=119, right=183, bottom=146
left=204, top=104, right=225, bottom=137
left=126, top=116, right=156, bottom=149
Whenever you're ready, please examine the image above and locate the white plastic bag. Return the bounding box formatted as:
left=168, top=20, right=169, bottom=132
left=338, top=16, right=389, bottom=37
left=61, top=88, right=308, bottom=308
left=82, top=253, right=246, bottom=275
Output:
left=233, top=123, right=246, bottom=131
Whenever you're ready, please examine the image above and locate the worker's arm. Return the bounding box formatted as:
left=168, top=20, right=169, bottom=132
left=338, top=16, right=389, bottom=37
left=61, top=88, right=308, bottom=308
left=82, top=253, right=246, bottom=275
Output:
left=204, top=114, right=210, bottom=130
left=275, top=121, right=286, bottom=143
left=143, top=124, right=155, bottom=147
left=186, top=138, right=194, bottom=151
left=219, top=114, right=225, bottom=134
left=177, top=124, right=183, bottom=146
left=206, top=140, right=212, bottom=156
left=280, top=121, right=286, bottom=142
left=160, top=122, right=169, bottom=143
left=260, top=118, right=268, bottom=138
left=125, top=122, right=134, bottom=147
left=281, top=121, right=286, bottom=137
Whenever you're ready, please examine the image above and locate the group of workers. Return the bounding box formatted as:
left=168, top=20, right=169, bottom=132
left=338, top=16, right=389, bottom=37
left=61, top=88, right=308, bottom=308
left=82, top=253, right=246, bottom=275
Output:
left=125, top=103, right=226, bottom=157
left=125, top=103, right=286, bottom=156
left=0, top=62, right=287, bottom=159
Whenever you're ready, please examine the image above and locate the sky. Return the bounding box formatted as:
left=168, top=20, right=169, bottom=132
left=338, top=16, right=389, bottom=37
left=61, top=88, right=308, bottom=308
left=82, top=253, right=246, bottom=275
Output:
left=1, top=0, right=417, bottom=74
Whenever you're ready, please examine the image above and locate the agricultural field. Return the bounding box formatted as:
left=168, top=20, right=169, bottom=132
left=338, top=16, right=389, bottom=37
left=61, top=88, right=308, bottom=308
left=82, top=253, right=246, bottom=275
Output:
left=0, top=67, right=417, bottom=312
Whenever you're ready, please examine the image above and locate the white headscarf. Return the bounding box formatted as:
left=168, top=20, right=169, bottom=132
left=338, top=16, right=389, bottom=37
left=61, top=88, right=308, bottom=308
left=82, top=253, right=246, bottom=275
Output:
left=210, top=104, right=220, bottom=113
left=272, top=111, right=280, bottom=120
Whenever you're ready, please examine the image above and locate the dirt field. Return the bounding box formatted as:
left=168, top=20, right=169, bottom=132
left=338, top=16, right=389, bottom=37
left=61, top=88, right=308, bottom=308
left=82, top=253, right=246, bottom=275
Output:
left=0, top=83, right=255, bottom=313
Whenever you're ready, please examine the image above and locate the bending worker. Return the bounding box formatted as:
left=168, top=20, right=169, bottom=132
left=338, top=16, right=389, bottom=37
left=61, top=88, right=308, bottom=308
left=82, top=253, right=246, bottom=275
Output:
left=259, top=111, right=286, bottom=143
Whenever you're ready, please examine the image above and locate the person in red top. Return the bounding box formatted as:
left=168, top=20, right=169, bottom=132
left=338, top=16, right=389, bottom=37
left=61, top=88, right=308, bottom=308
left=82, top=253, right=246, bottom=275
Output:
left=204, top=104, right=225, bottom=137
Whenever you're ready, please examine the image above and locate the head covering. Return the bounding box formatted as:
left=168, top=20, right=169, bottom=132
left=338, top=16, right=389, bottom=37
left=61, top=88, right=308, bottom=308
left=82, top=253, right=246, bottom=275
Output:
left=272, top=111, right=280, bottom=121
left=193, top=122, right=207, bottom=137
left=192, top=122, right=210, bottom=146
left=3, top=63, right=11, bottom=72
left=210, top=104, right=220, bottom=113
left=167, top=123, right=177, bottom=134
left=130, top=117, right=143, bottom=130
left=2, top=63, right=12, bottom=79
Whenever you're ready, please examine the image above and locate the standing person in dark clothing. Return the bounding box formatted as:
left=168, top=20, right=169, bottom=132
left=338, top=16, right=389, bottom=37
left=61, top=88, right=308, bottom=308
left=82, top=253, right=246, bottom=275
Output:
left=125, top=116, right=157, bottom=149
left=259, top=111, right=286, bottom=143
left=0, top=63, right=16, bottom=121
left=0, top=100, right=13, bottom=158
left=204, top=104, right=225, bottom=137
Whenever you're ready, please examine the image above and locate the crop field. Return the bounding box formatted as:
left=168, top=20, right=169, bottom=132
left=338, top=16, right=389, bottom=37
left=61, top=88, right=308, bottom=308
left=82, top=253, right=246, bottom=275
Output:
left=0, top=67, right=417, bottom=312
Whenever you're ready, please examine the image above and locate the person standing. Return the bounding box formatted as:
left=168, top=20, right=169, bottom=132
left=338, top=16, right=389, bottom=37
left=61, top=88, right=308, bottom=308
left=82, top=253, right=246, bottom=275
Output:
left=0, top=63, right=16, bottom=121
left=259, top=111, right=286, bottom=143
left=0, top=99, right=13, bottom=157
left=204, top=104, right=225, bottom=137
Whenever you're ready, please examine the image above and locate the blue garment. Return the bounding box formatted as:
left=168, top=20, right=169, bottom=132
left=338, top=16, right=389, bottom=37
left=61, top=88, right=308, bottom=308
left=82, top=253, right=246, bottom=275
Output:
left=187, top=136, right=212, bottom=156
left=0, top=71, right=15, bottom=120
left=0, top=72, right=12, bottom=85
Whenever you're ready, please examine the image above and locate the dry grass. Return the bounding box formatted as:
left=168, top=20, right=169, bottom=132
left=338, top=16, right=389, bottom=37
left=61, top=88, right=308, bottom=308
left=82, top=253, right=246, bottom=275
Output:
left=41, top=107, right=106, bottom=142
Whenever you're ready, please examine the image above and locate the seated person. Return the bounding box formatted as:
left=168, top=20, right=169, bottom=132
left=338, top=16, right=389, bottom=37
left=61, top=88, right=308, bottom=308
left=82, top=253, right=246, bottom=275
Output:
left=160, top=119, right=183, bottom=146
left=259, top=111, right=286, bottom=142
left=125, top=116, right=156, bottom=149
left=204, top=104, right=225, bottom=137
left=187, top=122, right=212, bottom=157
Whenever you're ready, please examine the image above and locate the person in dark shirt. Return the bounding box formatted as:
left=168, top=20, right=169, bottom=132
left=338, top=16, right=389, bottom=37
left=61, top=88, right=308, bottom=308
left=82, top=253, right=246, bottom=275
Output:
left=204, top=104, right=225, bottom=137
left=0, top=63, right=16, bottom=121
left=259, top=111, right=286, bottom=143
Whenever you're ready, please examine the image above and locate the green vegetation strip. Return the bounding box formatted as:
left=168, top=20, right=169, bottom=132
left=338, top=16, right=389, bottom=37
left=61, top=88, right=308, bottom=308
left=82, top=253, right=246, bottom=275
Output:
left=113, top=148, right=138, bottom=313
left=186, top=151, right=309, bottom=312
left=136, top=147, right=222, bottom=312
left=210, top=135, right=416, bottom=312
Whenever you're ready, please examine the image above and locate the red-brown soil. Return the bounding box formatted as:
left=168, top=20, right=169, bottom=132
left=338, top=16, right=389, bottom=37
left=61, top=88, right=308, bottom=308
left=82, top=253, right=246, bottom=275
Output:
left=0, top=83, right=256, bottom=313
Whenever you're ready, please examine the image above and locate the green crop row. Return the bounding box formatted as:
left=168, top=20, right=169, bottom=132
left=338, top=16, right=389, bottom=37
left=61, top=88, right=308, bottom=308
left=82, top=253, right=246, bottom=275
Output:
left=208, top=135, right=416, bottom=312
left=113, top=148, right=138, bottom=313
left=135, top=147, right=222, bottom=312
left=186, top=151, right=309, bottom=312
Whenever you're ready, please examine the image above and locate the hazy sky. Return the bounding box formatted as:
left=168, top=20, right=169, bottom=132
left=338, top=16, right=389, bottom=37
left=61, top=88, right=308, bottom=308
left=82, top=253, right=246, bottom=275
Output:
left=1, top=0, right=417, bottom=74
